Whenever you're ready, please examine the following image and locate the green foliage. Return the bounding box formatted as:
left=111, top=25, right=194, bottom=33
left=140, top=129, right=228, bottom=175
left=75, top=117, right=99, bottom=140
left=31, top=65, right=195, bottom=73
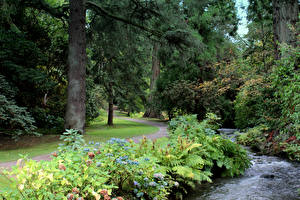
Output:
left=136, top=136, right=213, bottom=197
left=86, top=78, right=105, bottom=123
left=58, top=129, right=85, bottom=151
left=0, top=1, right=68, bottom=135
left=237, top=125, right=300, bottom=161
left=0, top=75, right=37, bottom=138
left=271, top=43, right=300, bottom=134
left=234, top=77, right=279, bottom=129
left=0, top=137, right=172, bottom=199
left=1, top=114, right=251, bottom=200
left=234, top=38, right=300, bottom=161
left=282, top=143, right=300, bottom=161
left=168, top=115, right=251, bottom=178
left=237, top=125, right=269, bottom=150
left=155, top=80, right=197, bottom=119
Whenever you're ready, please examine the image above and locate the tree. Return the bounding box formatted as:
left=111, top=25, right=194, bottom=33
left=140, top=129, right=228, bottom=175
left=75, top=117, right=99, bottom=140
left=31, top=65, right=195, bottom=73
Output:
left=88, top=11, right=150, bottom=125
left=272, top=0, right=299, bottom=59
left=64, top=0, right=86, bottom=133
left=0, top=0, right=68, bottom=136
left=154, top=0, right=239, bottom=121
left=143, top=42, right=162, bottom=118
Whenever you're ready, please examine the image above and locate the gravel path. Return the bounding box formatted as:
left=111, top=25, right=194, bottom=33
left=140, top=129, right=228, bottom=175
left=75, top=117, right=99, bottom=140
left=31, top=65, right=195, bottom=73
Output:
left=0, top=117, right=168, bottom=169
left=118, top=117, right=168, bottom=143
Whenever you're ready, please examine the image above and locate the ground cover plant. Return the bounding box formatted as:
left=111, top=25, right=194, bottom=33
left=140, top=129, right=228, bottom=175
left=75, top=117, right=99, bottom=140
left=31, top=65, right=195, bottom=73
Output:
left=0, top=115, right=250, bottom=200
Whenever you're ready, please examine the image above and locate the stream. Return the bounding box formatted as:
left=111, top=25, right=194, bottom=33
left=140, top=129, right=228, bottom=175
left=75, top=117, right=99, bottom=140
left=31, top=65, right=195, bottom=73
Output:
left=187, top=129, right=300, bottom=200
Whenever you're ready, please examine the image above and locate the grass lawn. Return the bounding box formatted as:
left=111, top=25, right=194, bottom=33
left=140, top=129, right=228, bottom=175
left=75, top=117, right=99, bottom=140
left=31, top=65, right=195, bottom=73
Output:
left=115, top=110, right=168, bottom=123
left=0, top=113, right=158, bottom=163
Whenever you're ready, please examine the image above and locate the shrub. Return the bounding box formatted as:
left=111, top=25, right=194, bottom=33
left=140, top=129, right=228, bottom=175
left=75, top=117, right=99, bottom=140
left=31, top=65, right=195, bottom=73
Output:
left=0, top=75, right=37, bottom=138
left=234, top=77, right=280, bottom=129
left=168, top=115, right=250, bottom=179
left=236, top=125, right=269, bottom=150
left=0, top=95, right=37, bottom=139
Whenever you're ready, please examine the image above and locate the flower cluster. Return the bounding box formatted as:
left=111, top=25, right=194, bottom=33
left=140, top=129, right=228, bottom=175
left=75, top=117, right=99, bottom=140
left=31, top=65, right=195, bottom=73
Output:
left=115, top=155, right=139, bottom=165
left=107, top=138, right=127, bottom=146
left=153, top=173, right=164, bottom=180
left=132, top=172, right=170, bottom=199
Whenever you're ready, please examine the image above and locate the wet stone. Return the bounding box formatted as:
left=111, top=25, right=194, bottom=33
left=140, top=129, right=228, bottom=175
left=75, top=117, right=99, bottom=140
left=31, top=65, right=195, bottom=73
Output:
left=260, top=174, right=275, bottom=179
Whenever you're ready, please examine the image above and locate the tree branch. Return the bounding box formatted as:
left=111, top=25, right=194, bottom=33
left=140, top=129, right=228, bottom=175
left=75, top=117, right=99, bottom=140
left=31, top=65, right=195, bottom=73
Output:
left=24, top=0, right=68, bottom=19
left=86, top=1, right=162, bottom=38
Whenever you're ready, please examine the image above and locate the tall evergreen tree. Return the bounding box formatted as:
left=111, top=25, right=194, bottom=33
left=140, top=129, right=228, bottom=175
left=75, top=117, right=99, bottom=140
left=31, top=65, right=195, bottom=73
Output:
left=272, top=0, right=299, bottom=59
left=65, top=0, right=86, bottom=133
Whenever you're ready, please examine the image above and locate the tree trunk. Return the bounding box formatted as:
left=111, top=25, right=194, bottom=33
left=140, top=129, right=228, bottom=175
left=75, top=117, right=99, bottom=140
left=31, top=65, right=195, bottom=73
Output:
left=107, top=83, right=114, bottom=126
left=65, top=0, right=86, bottom=133
left=143, top=42, right=161, bottom=118
left=107, top=100, right=114, bottom=126
left=272, top=0, right=299, bottom=59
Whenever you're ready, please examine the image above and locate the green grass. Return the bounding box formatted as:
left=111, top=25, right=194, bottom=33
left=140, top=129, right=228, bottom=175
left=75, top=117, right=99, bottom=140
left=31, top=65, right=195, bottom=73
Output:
left=86, top=117, right=158, bottom=139
left=0, top=140, right=60, bottom=163
left=115, top=110, right=168, bottom=123
left=0, top=114, right=158, bottom=163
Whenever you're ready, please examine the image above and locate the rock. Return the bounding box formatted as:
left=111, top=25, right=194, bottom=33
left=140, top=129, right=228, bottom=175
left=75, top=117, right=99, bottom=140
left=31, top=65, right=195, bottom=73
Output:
left=260, top=174, right=275, bottom=179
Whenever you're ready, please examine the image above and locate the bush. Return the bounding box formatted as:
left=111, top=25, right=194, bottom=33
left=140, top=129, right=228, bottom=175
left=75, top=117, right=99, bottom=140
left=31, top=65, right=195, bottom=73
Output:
left=168, top=115, right=250, bottom=178
left=236, top=125, right=269, bottom=151
left=234, top=77, right=280, bottom=129
left=0, top=75, right=37, bottom=138
left=0, top=95, right=37, bottom=138
left=237, top=125, right=300, bottom=161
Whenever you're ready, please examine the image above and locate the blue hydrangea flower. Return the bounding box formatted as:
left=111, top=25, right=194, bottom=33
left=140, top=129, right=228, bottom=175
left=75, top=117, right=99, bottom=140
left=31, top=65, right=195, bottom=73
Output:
left=123, top=146, right=131, bottom=150
left=128, top=160, right=139, bottom=165
left=105, top=153, right=113, bottom=157
left=136, top=192, right=144, bottom=198
left=144, top=158, right=150, bottom=161
left=149, top=181, right=157, bottom=187
left=107, top=138, right=128, bottom=145
left=88, top=141, right=94, bottom=145
left=83, top=148, right=90, bottom=152
left=133, top=181, right=141, bottom=188
left=94, top=142, right=100, bottom=146
left=153, top=173, right=164, bottom=180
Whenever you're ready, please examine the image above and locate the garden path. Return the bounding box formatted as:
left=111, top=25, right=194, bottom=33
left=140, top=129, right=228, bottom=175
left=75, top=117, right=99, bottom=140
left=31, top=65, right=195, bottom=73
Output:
left=0, top=117, right=168, bottom=169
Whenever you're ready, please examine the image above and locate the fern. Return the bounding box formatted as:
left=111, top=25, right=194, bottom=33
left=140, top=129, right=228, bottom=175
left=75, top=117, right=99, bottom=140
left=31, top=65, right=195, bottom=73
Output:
left=185, top=154, right=205, bottom=168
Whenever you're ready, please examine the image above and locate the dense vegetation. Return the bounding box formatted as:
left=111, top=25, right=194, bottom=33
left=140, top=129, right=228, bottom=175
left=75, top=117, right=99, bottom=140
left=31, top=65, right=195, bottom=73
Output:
left=0, top=115, right=250, bottom=199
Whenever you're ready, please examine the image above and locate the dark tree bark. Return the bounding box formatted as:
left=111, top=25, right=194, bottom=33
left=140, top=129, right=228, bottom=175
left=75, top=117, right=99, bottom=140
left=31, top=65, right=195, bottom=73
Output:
left=107, top=100, right=114, bottom=126
left=65, top=0, right=86, bottom=133
left=143, top=42, right=162, bottom=118
left=272, top=0, right=299, bottom=59
left=107, top=82, right=114, bottom=126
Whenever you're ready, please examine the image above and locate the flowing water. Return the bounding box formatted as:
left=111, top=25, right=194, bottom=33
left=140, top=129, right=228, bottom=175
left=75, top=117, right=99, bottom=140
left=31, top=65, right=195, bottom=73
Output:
left=187, top=129, right=300, bottom=200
